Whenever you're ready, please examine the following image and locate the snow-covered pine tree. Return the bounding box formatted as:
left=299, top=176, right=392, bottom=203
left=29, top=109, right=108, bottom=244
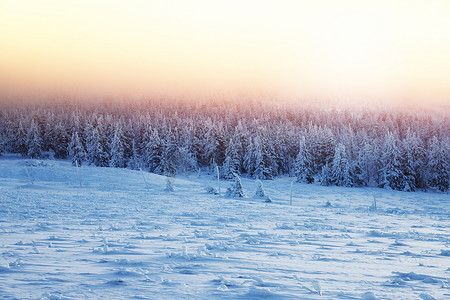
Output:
left=427, top=136, right=449, bottom=192
left=48, top=148, right=55, bottom=159
left=330, top=143, right=353, bottom=187
left=16, top=120, right=28, bottom=157
left=27, top=119, right=42, bottom=158
left=403, top=129, right=426, bottom=190
left=341, top=124, right=356, bottom=162
left=378, top=132, right=405, bottom=190
left=109, top=124, right=126, bottom=168
left=121, top=119, right=134, bottom=164
left=254, top=180, right=265, bottom=198
left=42, top=112, right=56, bottom=153
left=271, top=126, right=290, bottom=175
left=372, top=136, right=385, bottom=184
left=221, top=139, right=240, bottom=179
left=295, top=136, right=314, bottom=183
left=203, top=123, right=226, bottom=167
left=2, top=121, right=15, bottom=154
left=68, top=132, right=86, bottom=166
left=127, top=139, right=141, bottom=170
left=243, top=136, right=256, bottom=175
left=144, top=128, right=163, bottom=173
left=0, top=134, right=4, bottom=157
left=101, top=115, right=114, bottom=160
left=352, top=159, right=365, bottom=187
left=309, top=125, right=335, bottom=173
left=254, top=180, right=271, bottom=202
left=158, top=136, right=177, bottom=176
left=320, top=163, right=331, bottom=186
left=69, top=111, right=82, bottom=139
left=52, top=122, right=70, bottom=159
left=252, top=134, right=275, bottom=180
left=400, top=138, right=416, bottom=192
left=352, top=142, right=372, bottom=186
left=86, top=126, right=108, bottom=167
left=225, top=173, right=245, bottom=198
left=221, top=156, right=236, bottom=180
left=165, top=176, right=174, bottom=192
left=85, top=123, right=97, bottom=165
left=254, top=151, right=274, bottom=180
left=174, top=146, right=197, bottom=174
left=231, top=121, right=248, bottom=173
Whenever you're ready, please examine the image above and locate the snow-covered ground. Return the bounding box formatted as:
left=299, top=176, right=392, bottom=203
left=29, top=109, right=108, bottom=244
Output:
left=0, top=156, right=449, bottom=300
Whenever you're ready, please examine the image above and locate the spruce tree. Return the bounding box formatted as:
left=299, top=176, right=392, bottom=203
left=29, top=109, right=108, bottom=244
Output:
left=221, top=139, right=240, bottom=179
left=352, top=142, right=372, bottom=186
left=252, top=135, right=275, bottom=180
left=109, top=125, right=126, bottom=168
left=232, top=121, right=248, bottom=173
left=42, top=113, right=56, bottom=152
left=400, top=142, right=416, bottom=192
left=403, top=129, right=426, bottom=190
left=225, top=173, right=245, bottom=198
left=378, top=132, right=405, bottom=190
left=243, top=136, right=257, bottom=175
left=330, top=143, right=353, bottom=187
left=158, top=137, right=177, bottom=175
left=144, top=128, right=162, bottom=173
left=68, top=132, right=86, bottom=166
left=0, top=134, right=4, bottom=157
left=16, top=121, right=28, bottom=157
left=320, top=163, right=331, bottom=186
left=309, top=125, right=335, bottom=173
left=221, top=156, right=237, bottom=180
left=254, top=150, right=274, bottom=180
left=254, top=180, right=271, bottom=202
left=127, top=139, right=141, bottom=170
left=165, top=176, right=175, bottom=192
left=295, top=137, right=314, bottom=183
left=27, top=119, right=42, bottom=159
left=52, top=122, right=69, bottom=159
left=86, top=127, right=108, bottom=167
left=174, top=146, right=197, bottom=174
left=204, top=124, right=226, bottom=167
left=427, top=136, right=449, bottom=192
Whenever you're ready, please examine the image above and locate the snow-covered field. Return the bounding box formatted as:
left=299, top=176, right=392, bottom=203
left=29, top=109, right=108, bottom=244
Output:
left=0, top=156, right=449, bottom=300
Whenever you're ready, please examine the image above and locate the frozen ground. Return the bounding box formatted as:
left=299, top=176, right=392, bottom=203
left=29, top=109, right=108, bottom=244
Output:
left=0, top=155, right=449, bottom=299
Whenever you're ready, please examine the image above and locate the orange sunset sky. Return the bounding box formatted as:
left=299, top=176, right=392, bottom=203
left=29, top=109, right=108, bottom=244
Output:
left=1, top=0, right=450, bottom=106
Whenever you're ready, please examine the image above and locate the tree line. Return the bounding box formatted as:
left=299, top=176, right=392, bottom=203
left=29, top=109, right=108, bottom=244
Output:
left=0, top=98, right=448, bottom=192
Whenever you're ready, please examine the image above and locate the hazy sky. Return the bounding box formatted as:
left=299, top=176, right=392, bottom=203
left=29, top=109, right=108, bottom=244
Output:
left=1, top=0, right=450, bottom=105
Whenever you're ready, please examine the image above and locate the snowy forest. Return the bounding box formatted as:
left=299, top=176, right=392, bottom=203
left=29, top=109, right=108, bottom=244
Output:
left=0, top=98, right=448, bottom=192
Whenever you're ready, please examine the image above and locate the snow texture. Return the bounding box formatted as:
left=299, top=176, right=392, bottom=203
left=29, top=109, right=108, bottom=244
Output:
left=0, top=156, right=449, bottom=299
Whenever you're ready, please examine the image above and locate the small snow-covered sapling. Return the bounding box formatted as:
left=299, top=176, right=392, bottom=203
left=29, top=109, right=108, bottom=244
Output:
left=165, top=176, right=175, bottom=192
left=369, top=195, right=377, bottom=211
left=205, top=185, right=219, bottom=195
left=254, top=180, right=272, bottom=202
left=312, top=280, right=322, bottom=296
left=225, top=173, right=244, bottom=198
